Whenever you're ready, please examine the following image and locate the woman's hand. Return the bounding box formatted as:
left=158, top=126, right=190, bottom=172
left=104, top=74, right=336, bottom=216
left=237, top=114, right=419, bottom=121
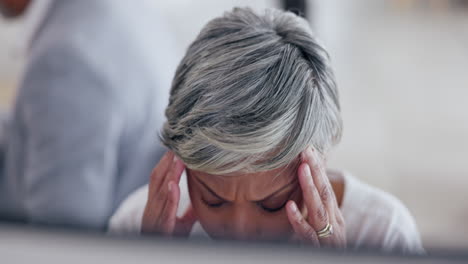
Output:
left=286, top=146, right=346, bottom=248
left=141, top=151, right=197, bottom=237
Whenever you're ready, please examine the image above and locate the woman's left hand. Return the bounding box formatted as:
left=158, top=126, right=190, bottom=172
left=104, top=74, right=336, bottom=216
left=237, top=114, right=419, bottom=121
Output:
left=286, top=146, right=346, bottom=248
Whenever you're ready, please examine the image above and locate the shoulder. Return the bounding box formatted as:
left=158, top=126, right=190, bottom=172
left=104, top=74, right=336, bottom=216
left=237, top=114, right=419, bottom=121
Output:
left=18, top=42, right=123, bottom=135
left=39, top=0, right=171, bottom=56
left=108, top=184, right=148, bottom=235
left=32, top=0, right=177, bottom=99
left=33, top=1, right=126, bottom=69
left=20, top=33, right=122, bottom=118
left=340, top=171, right=424, bottom=254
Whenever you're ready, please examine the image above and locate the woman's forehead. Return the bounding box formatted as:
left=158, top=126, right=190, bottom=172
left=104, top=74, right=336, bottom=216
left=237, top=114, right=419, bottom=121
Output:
left=188, top=163, right=298, bottom=188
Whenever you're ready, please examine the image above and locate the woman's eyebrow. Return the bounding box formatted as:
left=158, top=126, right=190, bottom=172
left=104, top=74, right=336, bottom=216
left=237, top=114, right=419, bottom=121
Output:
left=253, top=178, right=298, bottom=203
left=193, top=176, right=231, bottom=202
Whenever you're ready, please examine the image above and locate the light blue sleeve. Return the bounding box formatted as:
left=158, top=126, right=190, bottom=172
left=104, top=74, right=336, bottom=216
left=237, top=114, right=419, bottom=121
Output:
left=18, top=44, right=123, bottom=229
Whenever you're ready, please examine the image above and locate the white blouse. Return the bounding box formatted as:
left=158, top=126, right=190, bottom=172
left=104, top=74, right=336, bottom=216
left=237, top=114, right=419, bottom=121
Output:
left=108, top=169, right=424, bottom=254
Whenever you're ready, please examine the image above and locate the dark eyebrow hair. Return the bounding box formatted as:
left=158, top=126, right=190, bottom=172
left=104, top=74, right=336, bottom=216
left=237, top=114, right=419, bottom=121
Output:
left=193, top=174, right=298, bottom=203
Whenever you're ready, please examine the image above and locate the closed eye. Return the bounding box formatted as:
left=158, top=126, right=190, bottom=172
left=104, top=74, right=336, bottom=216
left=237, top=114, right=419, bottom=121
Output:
left=258, top=188, right=297, bottom=213
left=202, top=198, right=226, bottom=208
left=258, top=200, right=288, bottom=213
left=193, top=175, right=229, bottom=208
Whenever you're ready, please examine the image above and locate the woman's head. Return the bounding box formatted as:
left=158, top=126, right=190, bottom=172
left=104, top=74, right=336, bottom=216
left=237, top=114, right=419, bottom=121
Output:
left=161, top=7, right=342, bottom=240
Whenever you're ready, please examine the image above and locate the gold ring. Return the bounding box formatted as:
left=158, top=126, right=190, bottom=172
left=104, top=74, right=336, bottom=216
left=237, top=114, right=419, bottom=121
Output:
left=317, top=223, right=333, bottom=238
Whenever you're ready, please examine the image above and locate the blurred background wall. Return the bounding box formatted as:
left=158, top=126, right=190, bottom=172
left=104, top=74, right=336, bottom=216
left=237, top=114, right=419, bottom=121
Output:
left=1, top=0, right=467, bottom=251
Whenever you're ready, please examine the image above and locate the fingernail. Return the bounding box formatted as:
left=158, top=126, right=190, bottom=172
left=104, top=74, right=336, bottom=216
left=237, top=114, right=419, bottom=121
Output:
left=168, top=182, right=173, bottom=192
left=173, top=154, right=178, bottom=163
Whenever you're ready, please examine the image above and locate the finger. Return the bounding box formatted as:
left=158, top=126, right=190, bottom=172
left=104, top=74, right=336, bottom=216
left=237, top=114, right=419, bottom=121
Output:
left=301, top=147, right=337, bottom=215
left=142, top=203, right=160, bottom=234
left=298, top=162, right=330, bottom=234
left=142, top=181, right=174, bottom=235
left=143, top=151, right=174, bottom=229
left=156, top=156, right=185, bottom=208
left=153, top=156, right=185, bottom=218
left=143, top=152, right=175, bottom=229
left=147, top=155, right=184, bottom=234
left=160, top=155, right=185, bottom=197
left=142, top=192, right=170, bottom=235
left=149, top=151, right=174, bottom=195
left=158, top=181, right=180, bottom=235
left=153, top=151, right=176, bottom=192
left=170, top=155, right=186, bottom=184
left=174, top=205, right=197, bottom=237
left=286, top=200, right=320, bottom=246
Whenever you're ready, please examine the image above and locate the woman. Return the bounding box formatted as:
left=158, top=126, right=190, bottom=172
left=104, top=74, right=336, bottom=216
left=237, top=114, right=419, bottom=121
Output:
left=109, top=7, right=424, bottom=254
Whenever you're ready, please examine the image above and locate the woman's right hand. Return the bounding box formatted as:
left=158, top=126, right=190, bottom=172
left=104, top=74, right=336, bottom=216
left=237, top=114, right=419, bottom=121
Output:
left=141, top=151, right=197, bottom=236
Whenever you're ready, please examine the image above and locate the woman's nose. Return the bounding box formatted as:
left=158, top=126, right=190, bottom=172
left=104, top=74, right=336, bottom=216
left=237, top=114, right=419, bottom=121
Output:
left=226, top=207, right=259, bottom=240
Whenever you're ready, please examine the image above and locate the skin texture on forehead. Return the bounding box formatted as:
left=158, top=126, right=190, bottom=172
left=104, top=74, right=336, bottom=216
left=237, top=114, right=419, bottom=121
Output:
left=187, top=160, right=301, bottom=202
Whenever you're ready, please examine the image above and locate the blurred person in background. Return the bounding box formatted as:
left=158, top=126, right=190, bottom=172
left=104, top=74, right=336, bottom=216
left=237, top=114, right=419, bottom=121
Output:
left=0, top=0, right=178, bottom=230
left=109, top=8, right=424, bottom=254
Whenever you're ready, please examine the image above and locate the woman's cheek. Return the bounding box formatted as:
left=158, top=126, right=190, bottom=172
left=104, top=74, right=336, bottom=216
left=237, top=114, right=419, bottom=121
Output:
left=261, top=209, right=292, bottom=240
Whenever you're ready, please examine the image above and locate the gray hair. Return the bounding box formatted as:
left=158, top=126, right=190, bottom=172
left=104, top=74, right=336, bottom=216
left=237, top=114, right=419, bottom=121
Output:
left=160, top=7, right=342, bottom=175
